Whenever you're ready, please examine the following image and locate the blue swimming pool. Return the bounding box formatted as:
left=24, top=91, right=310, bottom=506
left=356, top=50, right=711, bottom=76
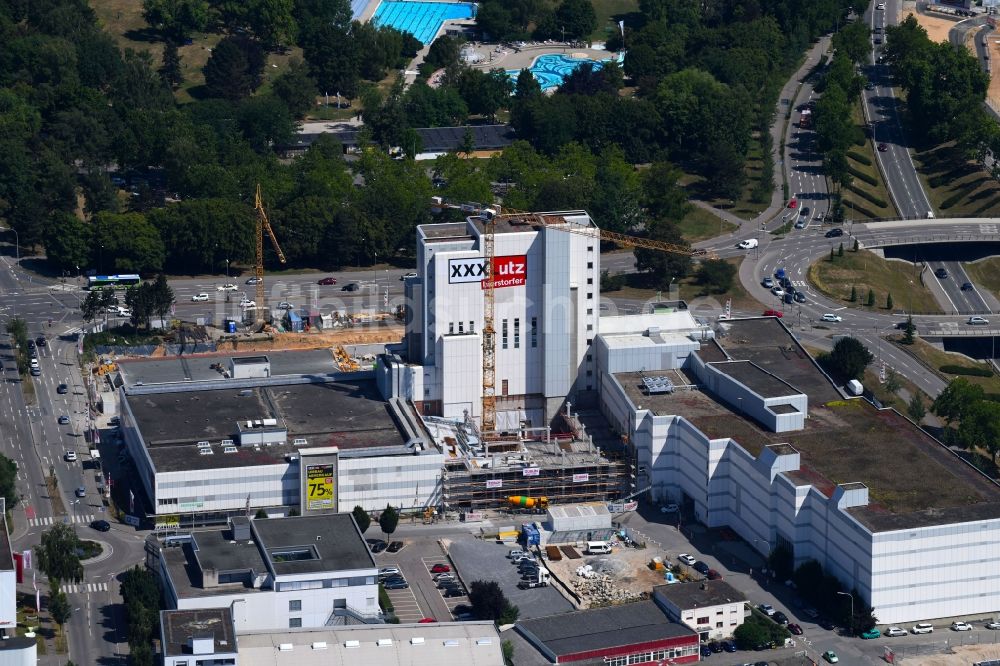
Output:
left=507, top=53, right=621, bottom=91
left=372, top=1, right=477, bottom=45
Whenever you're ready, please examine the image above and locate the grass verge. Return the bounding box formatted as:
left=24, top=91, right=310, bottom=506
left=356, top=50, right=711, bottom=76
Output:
left=963, top=258, right=1000, bottom=301
left=913, top=142, right=1000, bottom=218
left=676, top=207, right=737, bottom=243
left=808, top=249, right=939, bottom=313
left=896, top=337, right=1000, bottom=394
left=590, top=0, right=639, bottom=41
left=842, top=105, right=896, bottom=219
left=606, top=258, right=760, bottom=312
left=21, top=375, right=35, bottom=406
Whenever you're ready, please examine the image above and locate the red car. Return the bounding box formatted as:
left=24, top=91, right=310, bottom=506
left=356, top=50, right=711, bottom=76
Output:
left=430, top=563, right=451, bottom=573
left=788, top=623, right=803, bottom=635
left=317, top=276, right=338, bottom=285
left=706, top=569, right=723, bottom=580
left=787, top=199, right=798, bottom=209
left=418, top=617, right=437, bottom=624
left=763, top=309, right=784, bottom=318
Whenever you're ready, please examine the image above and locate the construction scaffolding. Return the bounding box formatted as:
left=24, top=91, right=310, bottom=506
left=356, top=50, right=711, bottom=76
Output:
left=426, top=409, right=632, bottom=511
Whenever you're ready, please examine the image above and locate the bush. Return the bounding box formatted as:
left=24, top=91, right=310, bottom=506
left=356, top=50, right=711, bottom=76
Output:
left=939, top=364, right=993, bottom=377
left=847, top=165, right=878, bottom=186
left=378, top=583, right=394, bottom=612
left=847, top=150, right=872, bottom=166
left=845, top=183, right=888, bottom=208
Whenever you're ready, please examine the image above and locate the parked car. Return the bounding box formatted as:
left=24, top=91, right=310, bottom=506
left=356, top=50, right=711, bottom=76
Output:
left=825, top=228, right=844, bottom=238
left=383, top=579, right=409, bottom=590
left=722, top=640, right=737, bottom=652
left=508, top=549, right=526, bottom=559
left=762, top=309, right=783, bottom=318
left=378, top=567, right=400, bottom=578
left=217, top=283, right=237, bottom=291
left=700, top=645, right=713, bottom=658
left=706, top=569, right=723, bottom=580
left=191, top=293, right=209, bottom=302
left=368, top=539, right=387, bottom=553
left=660, top=503, right=679, bottom=513
left=430, top=563, right=451, bottom=574
left=762, top=277, right=774, bottom=288
left=417, top=617, right=437, bottom=624
left=342, top=283, right=360, bottom=292
left=317, top=277, right=338, bottom=285
left=57, top=383, right=68, bottom=394
left=773, top=611, right=789, bottom=625
left=400, top=272, right=418, bottom=280
left=246, top=277, right=261, bottom=285
left=823, top=651, right=839, bottom=663
left=35, top=337, right=46, bottom=347
left=911, top=623, right=934, bottom=634
left=885, top=627, right=907, bottom=637
left=26, top=339, right=35, bottom=349
left=951, top=621, right=973, bottom=631
left=821, top=313, right=843, bottom=322
left=793, top=292, right=807, bottom=303
left=434, top=573, right=455, bottom=583
left=677, top=554, right=697, bottom=567
left=30, top=367, right=40, bottom=376
left=968, top=316, right=990, bottom=326
left=388, top=541, right=405, bottom=553
left=442, top=587, right=465, bottom=598
left=758, top=604, right=776, bottom=616
left=861, top=627, right=881, bottom=639
left=771, top=286, right=786, bottom=297
left=934, top=268, right=949, bottom=279
left=788, top=623, right=803, bottom=635
left=986, top=621, right=1000, bottom=630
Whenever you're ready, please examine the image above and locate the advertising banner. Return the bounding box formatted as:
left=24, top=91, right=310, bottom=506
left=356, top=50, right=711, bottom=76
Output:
left=448, top=255, right=527, bottom=289
left=486, top=479, right=503, bottom=489
left=305, top=464, right=335, bottom=511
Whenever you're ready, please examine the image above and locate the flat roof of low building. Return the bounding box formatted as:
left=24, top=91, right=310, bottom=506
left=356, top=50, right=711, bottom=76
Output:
left=161, top=608, right=236, bottom=657
left=118, top=349, right=338, bottom=386
left=254, top=513, right=374, bottom=575
left=710, top=360, right=800, bottom=398
left=236, top=622, right=505, bottom=666
left=126, top=379, right=417, bottom=472
left=515, top=601, right=696, bottom=659
left=613, top=318, right=1000, bottom=530
left=654, top=580, right=746, bottom=609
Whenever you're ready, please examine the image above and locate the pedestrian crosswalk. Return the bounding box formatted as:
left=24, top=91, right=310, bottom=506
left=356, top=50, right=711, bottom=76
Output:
left=28, top=514, right=95, bottom=527
left=62, top=582, right=110, bottom=594
left=791, top=281, right=807, bottom=288
left=61, top=326, right=82, bottom=336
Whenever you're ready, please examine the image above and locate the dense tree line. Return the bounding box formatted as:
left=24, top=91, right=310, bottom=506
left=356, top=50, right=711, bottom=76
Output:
left=932, top=378, right=1000, bottom=461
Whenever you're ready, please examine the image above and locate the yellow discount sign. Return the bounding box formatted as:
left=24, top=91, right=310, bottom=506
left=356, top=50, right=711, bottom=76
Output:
left=306, top=464, right=335, bottom=511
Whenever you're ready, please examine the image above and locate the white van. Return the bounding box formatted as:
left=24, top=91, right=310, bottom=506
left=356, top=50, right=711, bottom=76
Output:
left=586, top=541, right=612, bottom=555
left=738, top=238, right=759, bottom=249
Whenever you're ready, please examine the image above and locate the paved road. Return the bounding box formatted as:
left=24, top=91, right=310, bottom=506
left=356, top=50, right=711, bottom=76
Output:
left=863, top=0, right=934, bottom=220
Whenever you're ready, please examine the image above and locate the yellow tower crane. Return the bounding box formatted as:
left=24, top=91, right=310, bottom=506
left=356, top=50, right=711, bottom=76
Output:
left=477, top=207, right=714, bottom=437
left=253, top=184, right=287, bottom=322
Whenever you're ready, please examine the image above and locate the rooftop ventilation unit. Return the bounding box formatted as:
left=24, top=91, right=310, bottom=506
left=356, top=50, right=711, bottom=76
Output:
left=278, top=643, right=293, bottom=652
left=410, top=637, right=425, bottom=645
left=221, top=439, right=234, bottom=446
left=443, top=640, right=459, bottom=647
left=376, top=639, right=393, bottom=647
left=293, top=438, right=307, bottom=446
left=223, top=446, right=237, bottom=454
left=477, top=638, right=493, bottom=646
left=344, top=641, right=360, bottom=649
left=199, top=448, right=214, bottom=455
left=197, top=441, right=210, bottom=448
left=311, top=642, right=327, bottom=650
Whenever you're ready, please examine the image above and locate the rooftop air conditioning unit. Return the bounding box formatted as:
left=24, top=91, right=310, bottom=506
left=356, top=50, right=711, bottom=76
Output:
left=293, top=438, right=307, bottom=446
left=377, top=639, right=393, bottom=647
left=223, top=446, right=237, bottom=454
left=344, top=641, right=360, bottom=649
left=278, top=643, right=293, bottom=652
left=221, top=439, right=234, bottom=446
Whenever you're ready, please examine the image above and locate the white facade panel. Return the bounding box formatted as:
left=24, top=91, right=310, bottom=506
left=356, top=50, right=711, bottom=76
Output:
left=155, top=463, right=295, bottom=515
left=337, top=453, right=443, bottom=512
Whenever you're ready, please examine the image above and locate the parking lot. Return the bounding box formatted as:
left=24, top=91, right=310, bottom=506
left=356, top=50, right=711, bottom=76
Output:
left=446, top=537, right=574, bottom=620
left=372, top=535, right=470, bottom=622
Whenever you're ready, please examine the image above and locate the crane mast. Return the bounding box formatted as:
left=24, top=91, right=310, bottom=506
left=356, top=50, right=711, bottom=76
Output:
left=253, top=184, right=287, bottom=322
left=481, top=217, right=497, bottom=434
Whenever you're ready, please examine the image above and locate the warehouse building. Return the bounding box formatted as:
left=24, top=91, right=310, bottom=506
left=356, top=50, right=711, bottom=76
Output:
left=653, top=581, right=747, bottom=642
left=117, top=357, right=443, bottom=526
left=597, top=315, right=1000, bottom=625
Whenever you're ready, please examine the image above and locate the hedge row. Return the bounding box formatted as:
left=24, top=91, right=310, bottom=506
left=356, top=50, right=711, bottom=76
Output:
left=841, top=198, right=880, bottom=220
left=847, top=150, right=872, bottom=166
left=848, top=165, right=878, bottom=187
left=845, top=183, right=888, bottom=209
left=939, top=364, right=994, bottom=377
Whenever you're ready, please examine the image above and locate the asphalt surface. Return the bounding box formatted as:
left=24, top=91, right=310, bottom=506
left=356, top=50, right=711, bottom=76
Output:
left=863, top=0, right=935, bottom=220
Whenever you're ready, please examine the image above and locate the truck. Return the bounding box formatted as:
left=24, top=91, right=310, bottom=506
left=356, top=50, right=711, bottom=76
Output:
left=518, top=566, right=550, bottom=589
left=508, top=496, right=548, bottom=510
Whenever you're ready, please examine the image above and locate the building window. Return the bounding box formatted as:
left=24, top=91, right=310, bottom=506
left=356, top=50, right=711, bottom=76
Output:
left=469, top=321, right=474, bottom=332
left=531, top=317, right=537, bottom=348
left=514, top=318, right=520, bottom=348
left=458, top=321, right=464, bottom=333
left=586, top=354, right=592, bottom=361
left=586, top=338, right=592, bottom=345
left=502, top=379, right=508, bottom=396
left=502, top=319, right=508, bottom=349
left=587, top=308, right=593, bottom=315
left=448, top=322, right=454, bottom=334
left=587, top=278, right=593, bottom=285
left=716, top=621, right=723, bottom=628
left=289, top=618, right=302, bottom=628
left=587, top=324, right=593, bottom=331
left=697, top=616, right=710, bottom=625
left=587, top=292, right=593, bottom=299
left=587, top=261, right=593, bottom=269
left=289, top=600, right=302, bottom=612
left=587, top=245, right=593, bottom=252
left=586, top=370, right=593, bottom=376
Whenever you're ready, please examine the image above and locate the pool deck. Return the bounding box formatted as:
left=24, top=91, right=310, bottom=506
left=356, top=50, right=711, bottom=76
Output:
left=467, top=42, right=613, bottom=73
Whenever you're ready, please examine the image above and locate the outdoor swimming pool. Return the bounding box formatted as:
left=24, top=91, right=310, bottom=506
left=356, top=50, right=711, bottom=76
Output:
left=507, top=53, right=621, bottom=91
left=371, top=1, right=477, bottom=44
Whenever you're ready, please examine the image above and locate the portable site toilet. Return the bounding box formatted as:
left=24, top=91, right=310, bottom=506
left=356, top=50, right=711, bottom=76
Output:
left=286, top=310, right=303, bottom=332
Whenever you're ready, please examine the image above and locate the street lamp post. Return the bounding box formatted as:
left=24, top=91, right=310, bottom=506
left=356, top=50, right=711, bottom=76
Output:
left=226, top=259, right=230, bottom=280
left=837, top=591, right=854, bottom=631
left=10, top=228, right=18, bottom=264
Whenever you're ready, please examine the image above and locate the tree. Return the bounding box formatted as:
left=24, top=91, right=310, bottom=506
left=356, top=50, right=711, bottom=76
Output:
left=48, top=581, right=71, bottom=626
left=634, top=219, right=691, bottom=290
left=901, top=315, right=915, bottom=344
left=932, top=378, right=985, bottom=424
left=734, top=621, right=770, bottom=650
left=958, top=400, right=1000, bottom=460
left=885, top=292, right=893, bottom=310
left=837, top=242, right=843, bottom=257
left=37, top=524, right=84, bottom=585
left=254, top=508, right=268, bottom=519
left=203, top=36, right=263, bottom=101
left=884, top=368, right=902, bottom=394
left=853, top=237, right=859, bottom=252
left=696, top=259, right=736, bottom=294
left=0, top=455, right=17, bottom=510
left=159, top=40, right=183, bottom=89
left=149, top=274, right=175, bottom=322
left=553, top=0, right=597, bottom=40
left=908, top=393, right=926, bottom=422
left=378, top=504, right=399, bottom=539
left=469, top=580, right=519, bottom=624
left=827, top=336, right=873, bottom=381
left=352, top=506, right=371, bottom=534
left=92, top=212, right=166, bottom=274
left=830, top=247, right=835, bottom=262
left=866, top=288, right=875, bottom=307
left=142, top=0, right=210, bottom=40
left=849, top=285, right=857, bottom=302
left=271, top=58, right=317, bottom=117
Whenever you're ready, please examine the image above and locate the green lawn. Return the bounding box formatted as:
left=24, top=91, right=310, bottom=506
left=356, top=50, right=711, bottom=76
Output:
left=682, top=134, right=771, bottom=222
left=913, top=142, right=1000, bottom=218
left=608, top=257, right=760, bottom=312
left=898, top=337, right=1000, bottom=394
left=964, top=258, right=1000, bottom=301
left=808, top=249, right=940, bottom=313
left=676, top=206, right=737, bottom=243
left=590, top=0, right=639, bottom=41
